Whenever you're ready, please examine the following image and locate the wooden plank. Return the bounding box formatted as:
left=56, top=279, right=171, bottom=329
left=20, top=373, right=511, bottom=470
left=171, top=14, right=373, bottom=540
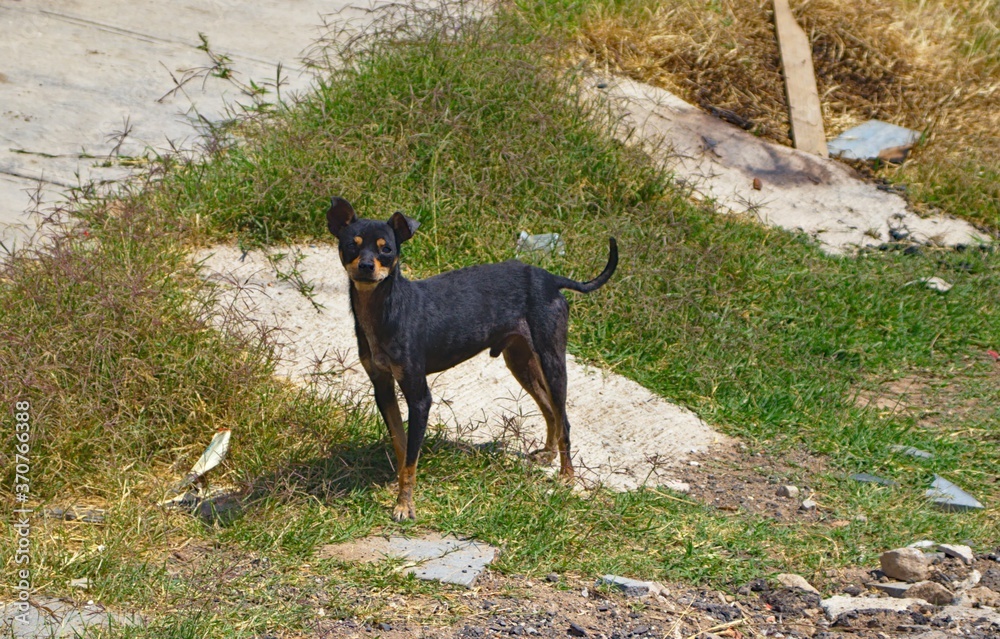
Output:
left=773, top=0, right=828, bottom=157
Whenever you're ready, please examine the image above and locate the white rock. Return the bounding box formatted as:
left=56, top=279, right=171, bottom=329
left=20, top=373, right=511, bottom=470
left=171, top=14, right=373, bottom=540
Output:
left=776, top=485, right=799, bottom=499
left=776, top=573, right=820, bottom=595
left=908, top=540, right=938, bottom=549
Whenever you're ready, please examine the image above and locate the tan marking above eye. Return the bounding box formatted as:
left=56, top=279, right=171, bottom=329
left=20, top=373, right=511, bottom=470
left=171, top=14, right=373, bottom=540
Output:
left=376, top=238, right=386, bottom=248
left=354, top=236, right=363, bottom=246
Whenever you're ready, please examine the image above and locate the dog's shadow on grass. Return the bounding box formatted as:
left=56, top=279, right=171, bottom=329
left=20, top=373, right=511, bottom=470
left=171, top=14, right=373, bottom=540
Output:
left=208, top=434, right=510, bottom=526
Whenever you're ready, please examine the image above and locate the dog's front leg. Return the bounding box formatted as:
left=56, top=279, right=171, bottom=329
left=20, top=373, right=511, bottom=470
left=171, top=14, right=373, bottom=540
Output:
left=368, top=369, right=407, bottom=477
left=394, top=375, right=432, bottom=521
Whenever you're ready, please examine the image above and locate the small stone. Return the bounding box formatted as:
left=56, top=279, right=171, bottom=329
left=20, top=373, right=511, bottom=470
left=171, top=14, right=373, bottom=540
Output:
left=378, top=622, right=392, bottom=632
left=799, top=499, right=817, bottom=511
left=776, top=485, right=799, bottom=499
left=842, top=584, right=863, bottom=596
left=854, top=515, right=868, bottom=523
left=630, top=625, right=649, bottom=636
left=954, top=569, right=981, bottom=591
left=581, top=588, right=589, bottom=598
left=937, top=544, right=975, bottom=565
left=661, top=480, right=691, bottom=494
left=960, top=586, right=1000, bottom=607
left=907, top=581, right=953, bottom=605
left=871, top=582, right=911, bottom=598
left=546, top=573, right=560, bottom=583
left=568, top=622, right=588, bottom=637
left=776, top=573, right=820, bottom=595
left=881, top=547, right=931, bottom=582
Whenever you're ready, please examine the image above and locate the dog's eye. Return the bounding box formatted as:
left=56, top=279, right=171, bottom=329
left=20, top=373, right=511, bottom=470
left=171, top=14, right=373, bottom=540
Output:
left=380, top=245, right=392, bottom=254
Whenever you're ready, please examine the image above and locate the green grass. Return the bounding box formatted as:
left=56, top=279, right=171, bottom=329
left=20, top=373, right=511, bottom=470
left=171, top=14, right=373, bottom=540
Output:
left=1, top=3, right=998, bottom=637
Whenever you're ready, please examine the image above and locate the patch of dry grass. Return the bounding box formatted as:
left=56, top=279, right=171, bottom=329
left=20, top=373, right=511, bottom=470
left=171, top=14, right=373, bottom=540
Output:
left=565, top=0, right=999, bottom=226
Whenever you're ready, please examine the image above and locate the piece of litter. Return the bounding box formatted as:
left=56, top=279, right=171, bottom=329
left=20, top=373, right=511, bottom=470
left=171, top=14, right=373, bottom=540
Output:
left=516, top=231, right=565, bottom=256
left=889, top=445, right=933, bottom=460
left=920, top=277, right=952, bottom=292
left=850, top=473, right=896, bottom=486
left=828, top=120, right=921, bottom=162
left=926, top=475, right=984, bottom=512
left=70, top=578, right=91, bottom=589
left=987, top=350, right=1000, bottom=362
left=172, top=429, right=231, bottom=493
left=43, top=506, right=106, bottom=524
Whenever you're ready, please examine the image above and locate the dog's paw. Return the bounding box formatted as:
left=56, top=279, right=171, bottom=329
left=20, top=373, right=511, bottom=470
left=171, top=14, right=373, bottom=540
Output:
left=527, top=448, right=557, bottom=465
left=392, top=501, right=416, bottom=522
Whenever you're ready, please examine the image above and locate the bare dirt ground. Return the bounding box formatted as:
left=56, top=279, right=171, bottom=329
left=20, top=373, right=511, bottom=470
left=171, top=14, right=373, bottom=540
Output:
left=194, top=243, right=728, bottom=492
left=161, top=539, right=1000, bottom=639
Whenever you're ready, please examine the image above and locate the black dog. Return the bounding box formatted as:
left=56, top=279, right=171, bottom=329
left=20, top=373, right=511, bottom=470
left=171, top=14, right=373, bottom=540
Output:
left=326, top=197, right=617, bottom=520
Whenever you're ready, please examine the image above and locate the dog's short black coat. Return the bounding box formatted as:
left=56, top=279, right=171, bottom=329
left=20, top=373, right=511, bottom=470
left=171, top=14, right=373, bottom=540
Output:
left=326, top=196, right=617, bottom=520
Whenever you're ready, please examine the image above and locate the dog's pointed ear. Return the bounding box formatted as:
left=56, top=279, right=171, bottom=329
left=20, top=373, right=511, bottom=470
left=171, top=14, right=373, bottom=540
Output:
left=389, top=211, right=419, bottom=244
left=326, top=197, right=357, bottom=235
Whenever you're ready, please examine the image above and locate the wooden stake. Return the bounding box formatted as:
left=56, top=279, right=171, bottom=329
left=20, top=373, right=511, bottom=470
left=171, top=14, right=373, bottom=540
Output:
left=773, top=0, right=828, bottom=157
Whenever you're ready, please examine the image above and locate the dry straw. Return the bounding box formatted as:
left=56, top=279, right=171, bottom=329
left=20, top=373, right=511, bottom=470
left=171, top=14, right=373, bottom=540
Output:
left=574, top=0, right=999, bottom=223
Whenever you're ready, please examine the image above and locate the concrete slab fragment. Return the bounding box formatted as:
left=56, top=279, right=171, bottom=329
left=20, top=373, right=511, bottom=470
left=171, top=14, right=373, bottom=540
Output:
left=1, top=597, right=141, bottom=638
left=317, top=533, right=498, bottom=588
left=821, top=594, right=922, bottom=619
left=828, top=120, right=921, bottom=161
left=937, top=544, right=975, bottom=565
left=587, top=76, right=986, bottom=255
left=926, top=475, right=984, bottom=512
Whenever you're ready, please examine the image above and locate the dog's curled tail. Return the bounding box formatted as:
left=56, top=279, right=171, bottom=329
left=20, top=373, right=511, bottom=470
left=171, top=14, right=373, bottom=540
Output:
left=555, top=238, right=618, bottom=294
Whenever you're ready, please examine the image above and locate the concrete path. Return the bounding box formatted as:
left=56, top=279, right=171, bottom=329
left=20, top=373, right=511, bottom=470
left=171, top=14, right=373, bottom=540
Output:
left=0, top=0, right=381, bottom=247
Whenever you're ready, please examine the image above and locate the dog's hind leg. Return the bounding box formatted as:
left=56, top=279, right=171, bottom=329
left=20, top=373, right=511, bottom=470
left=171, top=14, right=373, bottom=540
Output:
left=501, top=336, right=559, bottom=465
left=536, top=348, right=573, bottom=478
left=532, top=302, right=574, bottom=478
